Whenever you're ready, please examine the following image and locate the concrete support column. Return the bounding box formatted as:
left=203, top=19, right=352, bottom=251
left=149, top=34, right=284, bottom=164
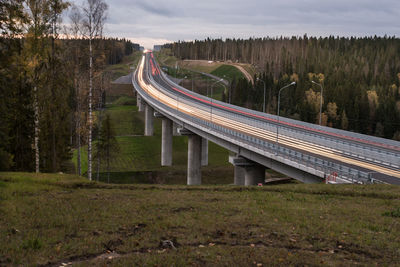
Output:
left=179, top=128, right=202, bottom=185
left=234, top=166, right=245, bottom=185
left=229, top=155, right=265, bottom=186
left=161, top=118, right=173, bottom=166
left=201, top=138, right=208, bottom=166
left=244, top=164, right=265, bottom=186
left=144, top=103, right=154, bottom=136
left=188, top=134, right=202, bottom=185
left=137, top=95, right=144, bottom=112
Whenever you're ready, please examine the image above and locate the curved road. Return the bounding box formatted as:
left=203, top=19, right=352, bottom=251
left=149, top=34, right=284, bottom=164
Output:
left=134, top=52, right=400, bottom=184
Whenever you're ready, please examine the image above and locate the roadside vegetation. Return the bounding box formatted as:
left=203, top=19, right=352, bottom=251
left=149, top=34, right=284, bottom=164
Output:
left=71, top=81, right=234, bottom=184
left=105, top=51, right=142, bottom=80
left=210, top=64, right=245, bottom=81
left=167, top=37, right=400, bottom=140
left=1, top=172, right=399, bottom=266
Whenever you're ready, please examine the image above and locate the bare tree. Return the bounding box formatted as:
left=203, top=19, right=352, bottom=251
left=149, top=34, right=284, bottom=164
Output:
left=25, top=0, right=52, bottom=173
left=48, top=0, right=69, bottom=172
left=69, top=5, right=83, bottom=175
left=78, top=0, right=107, bottom=180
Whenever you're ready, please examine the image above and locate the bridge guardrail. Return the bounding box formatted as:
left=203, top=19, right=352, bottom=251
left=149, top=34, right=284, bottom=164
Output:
left=133, top=65, right=384, bottom=184
left=157, top=69, right=400, bottom=169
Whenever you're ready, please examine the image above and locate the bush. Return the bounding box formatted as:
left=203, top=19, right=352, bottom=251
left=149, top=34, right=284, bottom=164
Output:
left=0, top=148, right=13, bottom=171
left=382, top=207, right=400, bottom=218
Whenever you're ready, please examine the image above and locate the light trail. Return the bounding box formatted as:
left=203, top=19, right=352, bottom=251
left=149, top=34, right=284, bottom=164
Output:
left=136, top=54, right=400, bottom=180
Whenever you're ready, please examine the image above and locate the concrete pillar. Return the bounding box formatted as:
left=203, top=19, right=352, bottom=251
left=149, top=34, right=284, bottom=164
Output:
left=178, top=128, right=202, bottom=185
left=137, top=95, right=144, bottom=112
left=161, top=118, right=173, bottom=166
left=244, top=164, right=265, bottom=186
left=144, top=104, right=154, bottom=136
left=201, top=138, right=208, bottom=166
left=187, top=134, right=202, bottom=185
left=234, top=166, right=245, bottom=185
left=229, top=155, right=266, bottom=186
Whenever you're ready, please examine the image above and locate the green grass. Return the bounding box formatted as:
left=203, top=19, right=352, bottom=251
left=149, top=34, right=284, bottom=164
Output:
left=106, top=64, right=131, bottom=80
left=71, top=92, right=232, bottom=183
left=1, top=172, right=399, bottom=266
left=182, top=63, right=220, bottom=73
left=105, top=51, right=142, bottom=80
left=112, top=95, right=136, bottom=106
left=211, top=64, right=245, bottom=82
left=154, top=49, right=178, bottom=67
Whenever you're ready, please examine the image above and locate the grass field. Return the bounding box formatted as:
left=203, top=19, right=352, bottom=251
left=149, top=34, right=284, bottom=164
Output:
left=72, top=83, right=233, bottom=184
left=210, top=64, right=245, bottom=82
left=155, top=49, right=254, bottom=83
left=1, top=172, right=399, bottom=266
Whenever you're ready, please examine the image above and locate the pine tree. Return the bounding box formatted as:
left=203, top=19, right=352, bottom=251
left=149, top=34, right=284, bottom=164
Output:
left=95, top=114, right=119, bottom=183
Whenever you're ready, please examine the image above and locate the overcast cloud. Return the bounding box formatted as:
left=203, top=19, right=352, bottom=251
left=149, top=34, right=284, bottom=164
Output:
left=70, top=0, right=400, bottom=49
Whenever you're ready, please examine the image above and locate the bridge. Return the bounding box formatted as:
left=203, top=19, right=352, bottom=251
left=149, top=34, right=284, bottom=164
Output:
left=132, top=51, right=400, bottom=185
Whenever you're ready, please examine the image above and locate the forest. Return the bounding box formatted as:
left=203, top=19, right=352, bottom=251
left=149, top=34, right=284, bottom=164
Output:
left=0, top=0, right=138, bottom=173
left=166, top=36, right=400, bottom=140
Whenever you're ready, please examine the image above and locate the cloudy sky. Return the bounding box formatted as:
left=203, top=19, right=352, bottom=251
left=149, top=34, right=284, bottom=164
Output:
left=71, top=0, right=400, bottom=49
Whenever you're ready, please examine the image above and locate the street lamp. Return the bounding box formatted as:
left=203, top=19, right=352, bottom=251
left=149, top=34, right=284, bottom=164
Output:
left=276, top=82, right=296, bottom=150
left=311, top=80, right=324, bottom=126
left=256, top=77, right=267, bottom=113
left=221, top=75, right=230, bottom=104
left=176, top=76, right=188, bottom=112
left=210, top=78, right=224, bottom=122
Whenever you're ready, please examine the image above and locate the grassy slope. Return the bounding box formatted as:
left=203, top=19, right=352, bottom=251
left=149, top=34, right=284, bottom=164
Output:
left=72, top=82, right=232, bottom=184
left=210, top=64, right=245, bottom=81
left=105, top=51, right=142, bottom=80
left=181, top=62, right=221, bottom=73
left=1, top=172, right=399, bottom=266
left=155, top=49, right=251, bottom=82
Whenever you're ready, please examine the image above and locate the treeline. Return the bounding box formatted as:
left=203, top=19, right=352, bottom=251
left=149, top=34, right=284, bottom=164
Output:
left=166, top=36, right=400, bottom=140
left=0, top=0, right=138, bottom=173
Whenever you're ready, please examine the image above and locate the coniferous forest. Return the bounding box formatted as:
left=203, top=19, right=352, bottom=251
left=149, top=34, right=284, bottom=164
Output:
left=0, top=0, right=138, bottom=172
left=167, top=37, right=400, bottom=140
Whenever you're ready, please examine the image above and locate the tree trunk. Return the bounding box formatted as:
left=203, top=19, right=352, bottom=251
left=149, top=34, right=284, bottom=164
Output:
left=88, top=37, right=93, bottom=180
left=76, top=107, right=81, bottom=176
left=51, top=32, right=57, bottom=172
left=107, top=146, right=110, bottom=183
left=34, top=85, right=40, bottom=173
left=77, top=134, right=81, bottom=175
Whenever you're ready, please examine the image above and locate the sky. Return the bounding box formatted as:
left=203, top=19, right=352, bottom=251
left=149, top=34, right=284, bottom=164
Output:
left=70, top=0, right=400, bottom=49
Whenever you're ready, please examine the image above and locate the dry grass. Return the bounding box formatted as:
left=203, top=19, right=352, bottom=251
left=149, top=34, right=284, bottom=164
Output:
left=1, top=172, right=399, bottom=266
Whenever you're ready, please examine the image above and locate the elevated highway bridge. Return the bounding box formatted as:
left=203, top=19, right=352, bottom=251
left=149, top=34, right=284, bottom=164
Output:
left=132, top=51, right=400, bottom=185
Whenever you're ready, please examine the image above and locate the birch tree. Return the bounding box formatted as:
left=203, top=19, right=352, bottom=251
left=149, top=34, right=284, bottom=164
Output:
left=80, top=0, right=108, bottom=180
left=25, top=0, right=52, bottom=173
left=69, top=5, right=84, bottom=175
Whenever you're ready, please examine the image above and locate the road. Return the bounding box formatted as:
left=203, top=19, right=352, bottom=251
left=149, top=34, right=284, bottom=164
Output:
left=135, top=52, right=400, bottom=184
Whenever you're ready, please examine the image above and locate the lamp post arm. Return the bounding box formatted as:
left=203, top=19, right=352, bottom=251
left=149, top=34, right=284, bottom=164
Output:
left=312, top=81, right=324, bottom=125
left=276, top=82, right=296, bottom=150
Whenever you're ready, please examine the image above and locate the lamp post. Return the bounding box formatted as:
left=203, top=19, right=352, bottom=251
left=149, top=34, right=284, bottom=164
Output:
left=276, top=82, right=296, bottom=149
left=311, top=80, right=324, bottom=126
left=210, top=78, right=224, bottom=122
left=176, top=76, right=188, bottom=112
left=257, top=77, right=267, bottom=113
left=222, top=75, right=230, bottom=104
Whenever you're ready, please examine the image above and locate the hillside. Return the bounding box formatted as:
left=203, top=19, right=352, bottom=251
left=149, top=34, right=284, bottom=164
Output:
left=0, top=172, right=399, bottom=266
left=70, top=78, right=236, bottom=184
